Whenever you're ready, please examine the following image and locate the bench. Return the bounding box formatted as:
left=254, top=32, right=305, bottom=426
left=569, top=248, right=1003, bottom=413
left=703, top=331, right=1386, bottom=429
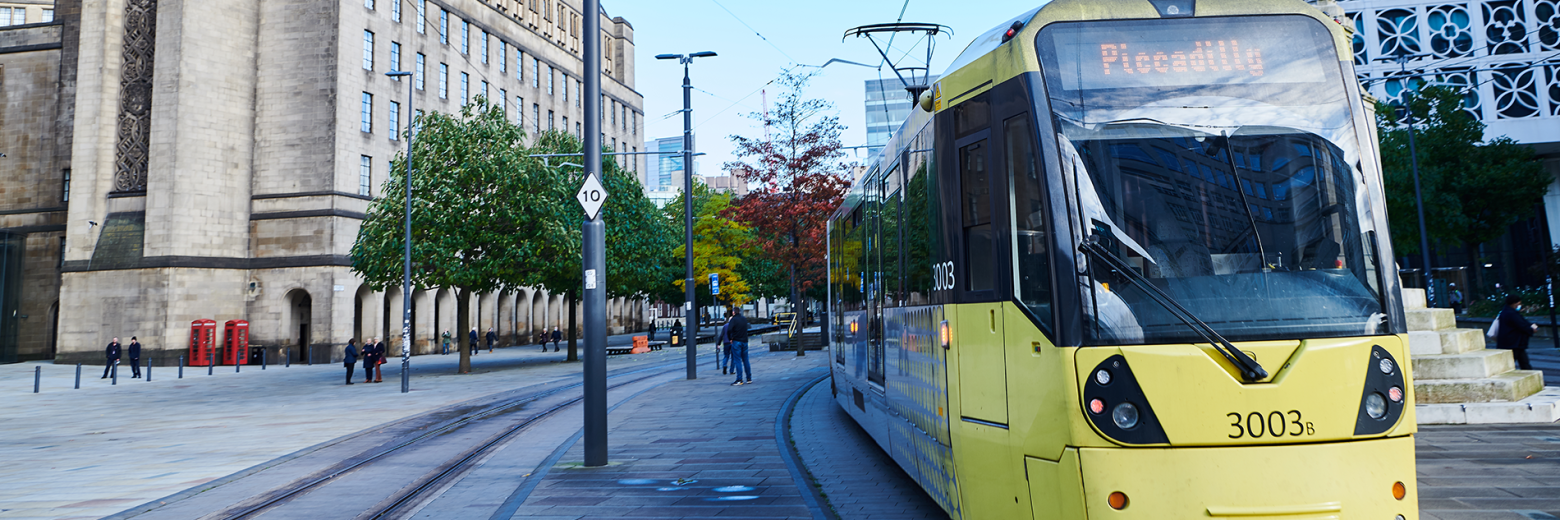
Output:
left=647, top=341, right=666, bottom=351
left=606, top=347, right=635, bottom=356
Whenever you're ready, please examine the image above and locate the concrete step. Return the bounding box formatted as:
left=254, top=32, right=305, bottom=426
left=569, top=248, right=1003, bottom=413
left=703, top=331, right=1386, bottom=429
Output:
left=1404, top=288, right=1427, bottom=310
left=1440, top=329, right=1486, bottom=354
left=1410, top=349, right=1515, bottom=380
left=1406, top=308, right=1456, bottom=332
left=1417, top=386, right=1560, bottom=424
left=1413, top=370, right=1545, bottom=404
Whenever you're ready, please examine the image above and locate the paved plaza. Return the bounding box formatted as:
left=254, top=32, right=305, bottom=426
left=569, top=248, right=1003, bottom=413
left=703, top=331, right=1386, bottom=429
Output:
left=0, top=342, right=1556, bottom=519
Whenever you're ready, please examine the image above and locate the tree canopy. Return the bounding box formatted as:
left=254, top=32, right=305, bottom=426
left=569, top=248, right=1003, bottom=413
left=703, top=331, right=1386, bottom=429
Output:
left=723, top=71, right=851, bottom=315
left=1376, top=86, right=1548, bottom=256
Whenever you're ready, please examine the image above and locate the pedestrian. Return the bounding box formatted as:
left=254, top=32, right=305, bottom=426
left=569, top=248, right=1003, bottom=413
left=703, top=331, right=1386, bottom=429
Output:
left=728, top=309, right=751, bottom=386
left=649, top=320, right=658, bottom=341
left=343, top=339, right=359, bottom=385
left=670, top=320, right=683, bottom=346
left=1495, top=295, right=1538, bottom=370
left=486, top=327, right=497, bottom=353
left=369, top=337, right=385, bottom=383
left=550, top=327, right=562, bottom=352
left=363, top=337, right=377, bottom=383
left=715, top=316, right=730, bottom=374
left=128, top=336, right=143, bottom=378
left=1449, top=284, right=1465, bottom=314
left=102, top=337, right=122, bottom=379
left=441, top=330, right=452, bottom=355
left=469, top=328, right=479, bottom=356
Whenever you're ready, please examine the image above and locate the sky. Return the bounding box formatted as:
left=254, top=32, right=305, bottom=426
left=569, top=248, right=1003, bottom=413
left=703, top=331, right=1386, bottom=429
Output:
left=601, top=0, right=1041, bottom=179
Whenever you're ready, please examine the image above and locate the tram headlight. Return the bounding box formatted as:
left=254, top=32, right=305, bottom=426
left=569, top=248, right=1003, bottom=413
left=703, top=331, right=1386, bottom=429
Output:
left=1379, top=358, right=1395, bottom=375
left=1094, top=369, right=1112, bottom=386
left=1364, top=393, right=1388, bottom=419
left=1112, top=402, right=1140, bottom=429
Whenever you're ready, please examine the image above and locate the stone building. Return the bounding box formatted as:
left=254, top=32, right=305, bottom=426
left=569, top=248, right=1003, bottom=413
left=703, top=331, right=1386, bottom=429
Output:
left=0, top=0, right=647, bottom=364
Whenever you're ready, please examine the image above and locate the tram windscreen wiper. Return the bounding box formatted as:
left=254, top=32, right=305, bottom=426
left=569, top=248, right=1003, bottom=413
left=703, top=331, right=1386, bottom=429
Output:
left=1079, top=235, right=1269, bottom=382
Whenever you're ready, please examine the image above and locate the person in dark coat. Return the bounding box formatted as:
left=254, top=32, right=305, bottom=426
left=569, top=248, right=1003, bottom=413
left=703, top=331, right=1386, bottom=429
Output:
left=127, top=337, right=143, bottom=378
left=1495, top=295, right=1538, bottom=370
left=102, top=337, right=122, bottom=379
left=486, top=327, right=497, bottom=353
left=728, top=310, right=751, bottom=386
left=363, top=337, right=382, bottom=383
left=649, top=321, right=658, bottom=341
left=550, top=327, right=562, bottom=352
left=469, top=328, right=479, bottom=356
left=344, top=339, right=360, bottom=385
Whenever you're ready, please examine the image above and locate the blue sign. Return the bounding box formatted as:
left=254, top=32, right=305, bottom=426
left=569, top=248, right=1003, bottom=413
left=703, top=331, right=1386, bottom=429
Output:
left=710, top=273, right=720, bottom=295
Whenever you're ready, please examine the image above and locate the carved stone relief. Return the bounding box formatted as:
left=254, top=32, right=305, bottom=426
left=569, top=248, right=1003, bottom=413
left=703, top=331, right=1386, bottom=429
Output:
left=113, top=0, right=156, bottom=193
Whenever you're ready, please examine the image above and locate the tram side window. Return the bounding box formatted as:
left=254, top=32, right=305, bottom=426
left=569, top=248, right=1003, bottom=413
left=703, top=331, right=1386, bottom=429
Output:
left=961, top=140, right=994, bottom=292
left=904, top=127, right=940, bottom=305
left=883, top=168, right=902, bottom=307
left=1006, top=114, right=1053, bottom=333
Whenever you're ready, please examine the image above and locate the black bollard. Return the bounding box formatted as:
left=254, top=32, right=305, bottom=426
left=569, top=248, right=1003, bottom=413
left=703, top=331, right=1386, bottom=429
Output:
left=146, top=358, right=152, bottom=382
left=286, top=348, right=291, bottom=368
left=236, top=359, right=241, bottom=373
left=262, top=349, right=267, bottom=370
left=178, top=356, right=184, bottom=379
left=208, top=356, right=213, bottom=376
left=111, top=361, right=118, bottom=385
left=33, top=366, right=40, bottom=393
left=74, top=363, right=81, bottom=389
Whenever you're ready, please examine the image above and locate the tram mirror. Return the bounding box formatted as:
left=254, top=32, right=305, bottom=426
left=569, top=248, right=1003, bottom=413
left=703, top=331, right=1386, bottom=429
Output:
left=919, top=90, right=933, bottom=112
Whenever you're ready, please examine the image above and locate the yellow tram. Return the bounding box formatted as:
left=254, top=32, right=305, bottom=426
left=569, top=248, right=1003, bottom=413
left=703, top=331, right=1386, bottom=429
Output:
left=826, top=1, right=1417, bottom=518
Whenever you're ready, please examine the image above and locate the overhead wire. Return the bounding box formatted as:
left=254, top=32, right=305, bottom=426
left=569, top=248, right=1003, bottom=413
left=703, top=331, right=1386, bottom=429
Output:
left=706, top=0, right=800, bottom=65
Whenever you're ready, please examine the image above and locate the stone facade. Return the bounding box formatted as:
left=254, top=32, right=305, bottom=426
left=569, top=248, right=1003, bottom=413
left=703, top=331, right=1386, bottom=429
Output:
left=0, top=0, right=647, bottom=365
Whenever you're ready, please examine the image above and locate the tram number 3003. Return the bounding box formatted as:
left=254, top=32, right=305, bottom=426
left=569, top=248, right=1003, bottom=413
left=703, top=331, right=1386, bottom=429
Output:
left=932, top=261, right=956, bottom=291
left=1227, top=411, right=1315, bottom=439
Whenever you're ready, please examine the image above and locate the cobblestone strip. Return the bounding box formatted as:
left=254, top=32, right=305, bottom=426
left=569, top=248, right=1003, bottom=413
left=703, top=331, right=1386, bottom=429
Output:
left=790, top=379, right=950, bottom=520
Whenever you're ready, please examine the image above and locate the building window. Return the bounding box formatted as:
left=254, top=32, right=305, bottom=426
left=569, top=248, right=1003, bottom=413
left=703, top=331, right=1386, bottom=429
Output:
left=500, top=89, right=508, bottom=117
left=363, top=30, right=374, bottom=70
left=417, top=0, right=425, bottom=33
left=531, top=58, right=539, bottom=88
left=575, top=80, right=581, bottom=108
left=0, top=7, right=21, bottom=26
left=62, top=168, right=70, bottom=202
left=533, top=104, right=540, bottom=134
left=480, top=31, right=488, bottom=64
left=610, top=101, right=616, bottom=127
left=516, top=96, right=524, bottom=125
left=547, top=66, right=554, bottom=95
left=390, top=42, right=401, bottom=74
left=548, top=110, right=555, bottom=131
left=365, top=0, right=374, bottom=9
left=516, top=49, right=524, bottom=82
left=500, top=42, right=507, bottom=73
left=439, top=9, right=448, bottom=44
left=415, top=53, right=426, bottom=90
left=41, top=9, right=53, bottom=23
left=562, top=76, right=569, bottom=103
left=562, top=116, right=569, bottom=132
left=461, top=20, right=469, bottom=54
left=359, top=156, right=373, bottom=196
left=480, top=80, right=489, bottom=103
left=632, top=111, right=637, bottom=135
left=391, top=0, right=400, bottom=22
left=631, top=147, right=637, bottom=172
left=361, top=92, right=373, bottom=132
left=576, top=122, right=581, bottom=138
left=461, top=72, right=469, bottom=104
left=438, top=63, right=448, bottom=99
left=390, top=101, right=401, bottom=140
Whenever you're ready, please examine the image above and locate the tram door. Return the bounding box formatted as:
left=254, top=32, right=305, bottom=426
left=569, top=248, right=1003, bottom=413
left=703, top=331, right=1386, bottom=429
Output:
left=952, top=94, right=1009, bottom=425
left=867, top=169, right=889, bottom=388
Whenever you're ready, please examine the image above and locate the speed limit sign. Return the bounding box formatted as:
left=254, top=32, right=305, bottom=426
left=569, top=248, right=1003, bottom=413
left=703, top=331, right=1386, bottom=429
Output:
left=576, top=173, right=608, bottom=219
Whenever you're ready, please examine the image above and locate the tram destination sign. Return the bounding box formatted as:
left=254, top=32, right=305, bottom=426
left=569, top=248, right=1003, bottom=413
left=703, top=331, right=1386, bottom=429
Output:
left=1047, top=16, right=1332, bottom=91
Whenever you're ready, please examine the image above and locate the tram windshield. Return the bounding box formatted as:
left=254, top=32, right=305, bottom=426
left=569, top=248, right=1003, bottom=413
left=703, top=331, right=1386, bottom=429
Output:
left=1035, top=15, right=1387, bottom=345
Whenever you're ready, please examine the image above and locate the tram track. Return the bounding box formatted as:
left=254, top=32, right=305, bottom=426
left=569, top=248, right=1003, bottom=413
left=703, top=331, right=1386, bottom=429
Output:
left=198, top=359, right=689, bottom=520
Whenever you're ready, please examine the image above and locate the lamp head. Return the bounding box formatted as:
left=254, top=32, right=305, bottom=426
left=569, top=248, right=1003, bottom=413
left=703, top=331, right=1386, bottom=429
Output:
left=654, top=54, right=681, bottom=60
left=385, top=71, right=413, bottom=77
left=690, top=51, right=718, bottom=58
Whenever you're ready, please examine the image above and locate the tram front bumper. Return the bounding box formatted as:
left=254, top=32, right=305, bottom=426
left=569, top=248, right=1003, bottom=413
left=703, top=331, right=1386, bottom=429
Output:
left=1069, top=435, right=1416, bottom=519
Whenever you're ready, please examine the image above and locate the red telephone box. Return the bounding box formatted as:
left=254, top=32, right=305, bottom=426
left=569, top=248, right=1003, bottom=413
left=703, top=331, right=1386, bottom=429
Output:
left=189, top=319, right=217, bottom=366
left=223, top=320, right=250, bottom=365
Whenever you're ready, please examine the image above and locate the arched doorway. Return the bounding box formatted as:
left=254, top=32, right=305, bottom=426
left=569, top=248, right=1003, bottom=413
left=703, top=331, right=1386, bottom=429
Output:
left=284, top=289, right=312, bottom=363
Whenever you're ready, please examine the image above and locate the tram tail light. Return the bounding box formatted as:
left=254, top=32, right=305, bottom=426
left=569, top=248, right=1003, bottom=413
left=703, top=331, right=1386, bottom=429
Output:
left=1108, top=492, right=1129, bottom=510
left=1392, top=481, right=1406, bottom=500
left=939, top=320, right=950, bottom=350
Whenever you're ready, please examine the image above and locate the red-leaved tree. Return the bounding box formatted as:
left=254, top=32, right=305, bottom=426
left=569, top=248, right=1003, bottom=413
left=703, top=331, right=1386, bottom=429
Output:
left=723, top=72, right=850, bottom=340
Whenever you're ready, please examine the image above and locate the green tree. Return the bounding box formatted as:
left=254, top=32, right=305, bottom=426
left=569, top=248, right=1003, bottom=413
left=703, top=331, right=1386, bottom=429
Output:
left=526, top=131, right=678, bottom=361
left=352, top=98, right=564, bottom=374
left=1376, top=86, right=1548, bottom=287
left=673, top=191, right=758, bottom=307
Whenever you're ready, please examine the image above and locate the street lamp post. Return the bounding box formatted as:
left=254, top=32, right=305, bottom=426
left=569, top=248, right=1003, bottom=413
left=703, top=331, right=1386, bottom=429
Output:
left=581, top=0, right=608, bottom=468
left=1379, top=54, right=1436, bottom=308
left=387, top=69, right=414, bottom=394
left=655, top=50, right=716, bottom=380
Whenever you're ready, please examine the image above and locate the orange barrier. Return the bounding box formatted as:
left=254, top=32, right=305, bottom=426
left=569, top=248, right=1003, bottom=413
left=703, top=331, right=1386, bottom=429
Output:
left=631, top=335, right=650, bottom=354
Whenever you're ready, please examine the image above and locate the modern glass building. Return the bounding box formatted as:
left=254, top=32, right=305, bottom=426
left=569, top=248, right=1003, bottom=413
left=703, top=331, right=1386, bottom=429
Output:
left=864, top=75, right=939, bottom=156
